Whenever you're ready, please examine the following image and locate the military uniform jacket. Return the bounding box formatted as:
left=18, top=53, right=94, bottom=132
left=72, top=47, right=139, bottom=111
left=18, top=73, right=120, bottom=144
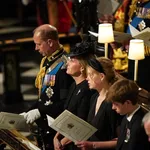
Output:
left=32, top=49, right=73, bottom=125
left=127, top=0, right=150, bottom=33
left=116, top=107, right=150, bottom=150
left=127, top=1, right=150, bottom=91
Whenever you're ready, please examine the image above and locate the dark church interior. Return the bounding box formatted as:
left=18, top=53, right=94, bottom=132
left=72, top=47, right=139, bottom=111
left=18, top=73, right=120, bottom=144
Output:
left=0, top=0, right=150, bottom=149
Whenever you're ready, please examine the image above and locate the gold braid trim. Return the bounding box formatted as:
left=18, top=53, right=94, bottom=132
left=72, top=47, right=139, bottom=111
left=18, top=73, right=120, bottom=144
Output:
left=114, top=0, right=131, bottom=32
left=128, top=0, right=150, bottom=23
left=35, top=57, right=46, bottom=97
left=112, top=48, right=128, bottom=71
left=145, top=45, right=150, bottom=56
left=128, top=0, right=138, bottom=24
left=35, top=46, right=64, bottom=97
left=47, top=44, right=63, bottom=61
left=114, top=12, right=125, bottom=32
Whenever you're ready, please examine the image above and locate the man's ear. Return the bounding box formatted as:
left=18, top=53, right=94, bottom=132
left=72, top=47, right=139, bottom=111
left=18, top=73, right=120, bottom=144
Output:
left=47, top=39, right=51, bottom=44
left=126, top=100, right=132, bottom=104
left=48, top=39, right=53, bottom=47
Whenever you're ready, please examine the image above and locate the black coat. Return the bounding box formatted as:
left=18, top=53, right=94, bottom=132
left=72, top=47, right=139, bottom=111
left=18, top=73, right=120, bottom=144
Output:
left=116, top=107, right=150, bottom=150
left=63, top=80, right=94, bottom=150
left=87, top=93, right=121, bottom=150
left=65, top=80, right=94, bottom=121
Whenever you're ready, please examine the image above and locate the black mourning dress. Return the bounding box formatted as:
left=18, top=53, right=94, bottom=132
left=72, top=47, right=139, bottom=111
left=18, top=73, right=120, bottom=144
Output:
left=64, top=80, right=94, bottom=150
left=87, top=93, right=121, bottom=150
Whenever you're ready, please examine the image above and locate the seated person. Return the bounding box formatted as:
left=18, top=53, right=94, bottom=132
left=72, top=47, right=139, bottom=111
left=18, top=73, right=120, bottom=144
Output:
left=142, top=111, right=150, bottom=142
left=106, top=79, right=150, bottom=150
left=76, top=57, right=122, bottom=150
left=53, top=42, right=95, bottom=150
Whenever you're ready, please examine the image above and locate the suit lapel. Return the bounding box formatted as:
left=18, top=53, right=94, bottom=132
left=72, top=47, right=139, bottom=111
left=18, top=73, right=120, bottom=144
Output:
left=117, top=118, right=128, bottom=150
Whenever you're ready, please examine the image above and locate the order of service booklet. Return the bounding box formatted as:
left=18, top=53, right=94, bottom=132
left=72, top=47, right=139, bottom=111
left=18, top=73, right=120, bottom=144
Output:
left=0, top=110, right=97, bottom=143
left=88, top=30, right=132, bottom=43
left=47, top=110, right=97, bottom=143
left=129, top=24, right=150, bottom=47
left=0, top=112, right=40, bottom=150
left=0, top=112, right=29, bottom=132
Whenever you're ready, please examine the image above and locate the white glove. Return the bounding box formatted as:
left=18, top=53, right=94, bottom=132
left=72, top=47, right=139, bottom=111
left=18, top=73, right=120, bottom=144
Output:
left=24, top=109, right=41, bottom=124
left=19, top=112, right=27, bottom=116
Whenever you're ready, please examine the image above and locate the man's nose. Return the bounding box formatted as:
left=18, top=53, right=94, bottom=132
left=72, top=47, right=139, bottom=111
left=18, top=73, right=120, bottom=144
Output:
left=112, top=104, right=115, bottom=110
left=35, top=45, right=39, bottom=50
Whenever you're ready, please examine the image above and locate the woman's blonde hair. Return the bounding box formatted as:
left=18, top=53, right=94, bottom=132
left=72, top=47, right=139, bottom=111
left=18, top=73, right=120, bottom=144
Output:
left=96, top=57, right=117, bottom=85
left=77, top=54, right=95, bottom=77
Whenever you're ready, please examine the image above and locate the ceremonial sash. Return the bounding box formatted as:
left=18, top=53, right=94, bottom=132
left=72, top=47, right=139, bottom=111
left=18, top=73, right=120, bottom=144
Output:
left=126, top=1, right=150, bottom=56
left=127, top=2, right=150, bottom=33
left=41, top=61, right=64, bottom=93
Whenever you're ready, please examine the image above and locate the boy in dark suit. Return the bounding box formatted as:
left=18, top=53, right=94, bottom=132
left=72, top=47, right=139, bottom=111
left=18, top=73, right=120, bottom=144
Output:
left=106, top=79, right=150, bottom=150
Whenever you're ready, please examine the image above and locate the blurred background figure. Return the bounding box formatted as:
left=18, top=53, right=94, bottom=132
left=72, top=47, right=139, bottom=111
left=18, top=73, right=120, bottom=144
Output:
left=97, top=0, right=114, bottom=24
left=142, top=111, right=150, bottom=142
left=21, top=0, right=73, bottom=33
left=46, top=0, right=73, bottom=33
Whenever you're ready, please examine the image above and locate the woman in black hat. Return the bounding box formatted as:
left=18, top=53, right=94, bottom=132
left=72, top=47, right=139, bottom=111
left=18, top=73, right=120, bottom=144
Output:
left=53, top=41, right=95, bottom=150
left=76, top=57, right=122, bottom=150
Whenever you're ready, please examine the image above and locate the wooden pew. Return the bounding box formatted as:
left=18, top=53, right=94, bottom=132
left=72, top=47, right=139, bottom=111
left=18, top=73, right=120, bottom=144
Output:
left=138, top=88, right=150, bottom=112
left=0, top=129, right=38, bottom=150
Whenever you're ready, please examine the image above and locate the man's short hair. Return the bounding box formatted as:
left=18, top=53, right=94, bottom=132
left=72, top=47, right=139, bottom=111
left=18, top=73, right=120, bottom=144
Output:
left=33, top=24, right=58, bottom=41
left=107, top=79, right=139, bottom=105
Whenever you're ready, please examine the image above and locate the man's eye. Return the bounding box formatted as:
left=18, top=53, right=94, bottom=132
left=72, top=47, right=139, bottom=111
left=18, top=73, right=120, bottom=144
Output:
left=70, top=58, right=75, bottom=62
left=37, top=43, right=41, bottom=46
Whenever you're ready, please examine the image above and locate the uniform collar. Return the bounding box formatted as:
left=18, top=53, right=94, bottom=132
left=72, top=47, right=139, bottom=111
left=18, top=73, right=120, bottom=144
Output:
left=47, top=44, right=63, bottom=61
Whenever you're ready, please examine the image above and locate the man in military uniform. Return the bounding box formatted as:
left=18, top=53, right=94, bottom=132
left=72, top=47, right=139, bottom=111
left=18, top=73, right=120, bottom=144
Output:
left=113, top=0, right=150, bottom=90
left=21, top=24, right=73, bottom=150
left=126, top=0, right=150, bottom=91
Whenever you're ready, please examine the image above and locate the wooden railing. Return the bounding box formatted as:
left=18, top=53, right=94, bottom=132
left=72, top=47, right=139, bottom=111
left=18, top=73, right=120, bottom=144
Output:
left=0, top=129, right=38, bottom=150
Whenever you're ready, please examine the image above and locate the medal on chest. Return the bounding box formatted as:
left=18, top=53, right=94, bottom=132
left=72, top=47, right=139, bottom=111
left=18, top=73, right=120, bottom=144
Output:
left=44, top=87, right=54, bottom=106
left=138, top=20, right=146, bottom=31
left=124, top=127, right=130, bottom=143
left=43, top=74, right=56, bottom=86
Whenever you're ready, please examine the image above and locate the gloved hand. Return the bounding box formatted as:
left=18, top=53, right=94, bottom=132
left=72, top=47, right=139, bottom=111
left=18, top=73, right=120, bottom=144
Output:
left=19, top=112, right=27, bottom=116
left=24, top=109, right=41, bottom=124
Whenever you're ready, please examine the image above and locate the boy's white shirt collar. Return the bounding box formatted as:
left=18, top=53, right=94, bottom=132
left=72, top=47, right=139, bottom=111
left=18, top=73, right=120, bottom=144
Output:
left=127, top=105, right=140, bottom=122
